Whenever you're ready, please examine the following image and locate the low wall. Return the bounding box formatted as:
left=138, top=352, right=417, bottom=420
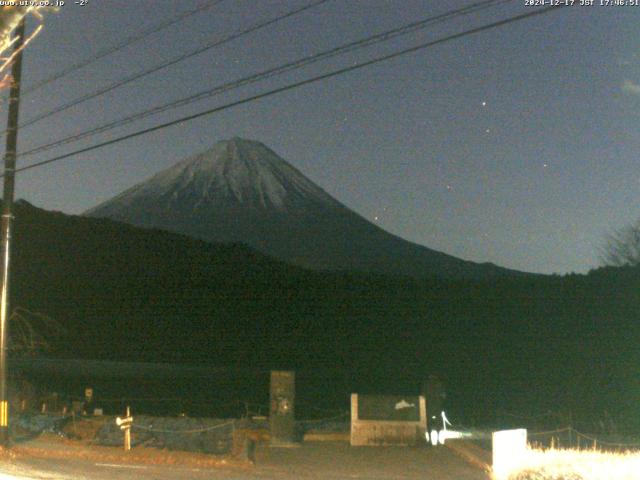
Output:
left=350, top=394, right=427, bottom=446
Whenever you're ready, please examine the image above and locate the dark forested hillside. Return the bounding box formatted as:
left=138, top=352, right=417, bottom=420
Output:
left=8, top=201, right=640, bottom=430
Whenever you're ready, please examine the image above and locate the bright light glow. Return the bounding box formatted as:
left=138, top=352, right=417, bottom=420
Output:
left=0, top=472, right=28, bottom=479
left=0, top=23, right=42, bottom=74
left=425, top=411, right=473, bottom=445
left=0, top=7, right=48, bottom=78
left=436, top=411, right=472, bottom=444
left=492, top=429, right=528, bottom=479
left=438, top=429, right=472, bottom=443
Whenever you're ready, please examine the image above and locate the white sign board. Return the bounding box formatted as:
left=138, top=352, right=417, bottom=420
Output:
left=492, top=428, right=527, bottom=480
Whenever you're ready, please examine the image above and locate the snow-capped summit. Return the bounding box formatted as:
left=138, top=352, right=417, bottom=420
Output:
left=94, top=138, right=339, bottom=213
left=86, top=138, right=521, bottom=279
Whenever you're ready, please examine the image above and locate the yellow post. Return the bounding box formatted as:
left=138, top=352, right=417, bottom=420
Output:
left=124, top=406, right=131, bottom=451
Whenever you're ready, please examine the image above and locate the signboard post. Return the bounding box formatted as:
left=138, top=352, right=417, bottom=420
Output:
left=116, top=406, right=133, bottom=451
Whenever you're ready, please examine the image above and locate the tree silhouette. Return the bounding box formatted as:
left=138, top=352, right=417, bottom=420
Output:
left=9, top=307, right=65, bottom=356
left=602, top=220, right=640, bottom=267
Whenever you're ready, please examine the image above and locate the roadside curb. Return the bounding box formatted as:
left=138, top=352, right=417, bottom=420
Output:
left=445, top=439, right=492, bottom=473
left=302, top=432, right=349, bottom=442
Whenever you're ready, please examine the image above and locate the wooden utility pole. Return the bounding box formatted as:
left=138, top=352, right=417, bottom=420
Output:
left=0, top=18, right=25, bottom=445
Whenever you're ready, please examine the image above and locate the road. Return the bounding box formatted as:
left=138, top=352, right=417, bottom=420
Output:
left=0, top=439, right=490, bottom=479
left=0, top=458, right=246, bottom=480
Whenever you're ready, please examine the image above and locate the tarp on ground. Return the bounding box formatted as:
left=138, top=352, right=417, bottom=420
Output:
left=95, top=415, right=245, bottom=454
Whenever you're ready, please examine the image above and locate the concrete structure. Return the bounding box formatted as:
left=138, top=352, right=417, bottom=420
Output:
left=269, top=370, right=296, bottom=446
left=350, top=393, right=427, bottom=446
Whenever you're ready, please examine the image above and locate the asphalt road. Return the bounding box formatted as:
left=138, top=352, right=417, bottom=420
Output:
left=0, top=458, right=246, bottom=480
left=0, top=443, right=490, bottom=480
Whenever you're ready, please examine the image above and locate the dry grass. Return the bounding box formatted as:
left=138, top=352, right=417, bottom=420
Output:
left=499, top=447, right=640, bottom=480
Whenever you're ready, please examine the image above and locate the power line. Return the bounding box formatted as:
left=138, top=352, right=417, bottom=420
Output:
left=18, top=0, right=512, bottom=159
left=22, top=0, right=225, bottom=96
left=8, top=5, right=566, bottom=177
left=15, top=0, right=331, bottom=131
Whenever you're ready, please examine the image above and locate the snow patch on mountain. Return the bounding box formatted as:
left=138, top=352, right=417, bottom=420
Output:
left=85, top=136, right=524, bottom=279
left=90, top=138, right=340, bottom=214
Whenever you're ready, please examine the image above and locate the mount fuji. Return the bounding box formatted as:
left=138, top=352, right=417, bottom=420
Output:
left=85, top=137, right=522, bottom=279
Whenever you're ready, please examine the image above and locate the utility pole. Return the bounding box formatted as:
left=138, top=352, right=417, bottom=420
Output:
left=0, top=18, right=26, bottom=445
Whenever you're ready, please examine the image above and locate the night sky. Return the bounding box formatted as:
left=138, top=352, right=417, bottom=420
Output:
left=4, top=0, right=639, bottom=274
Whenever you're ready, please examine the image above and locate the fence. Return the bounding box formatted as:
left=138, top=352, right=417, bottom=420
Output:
left=528, top=426, right=640, bottom=452
left=95, top=415, right=241, bottom=454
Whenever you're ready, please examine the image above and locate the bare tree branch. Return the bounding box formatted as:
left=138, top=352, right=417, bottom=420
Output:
left=9, top=307, right=66, bottom=356
left=601, top=219, right=640, bottom=267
